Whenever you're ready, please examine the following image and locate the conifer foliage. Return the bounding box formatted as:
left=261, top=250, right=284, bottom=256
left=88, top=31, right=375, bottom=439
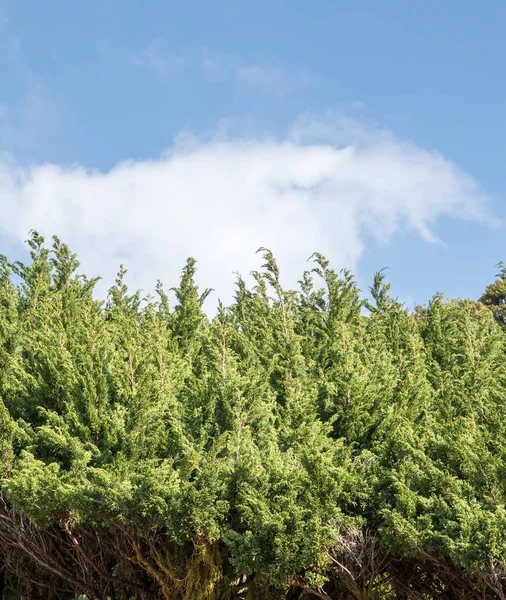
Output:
left=0, top=232, right=505, bottom=599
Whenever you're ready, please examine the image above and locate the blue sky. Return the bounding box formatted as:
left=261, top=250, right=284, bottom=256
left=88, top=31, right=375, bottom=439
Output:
left=1, top=0, right=505, bottom=307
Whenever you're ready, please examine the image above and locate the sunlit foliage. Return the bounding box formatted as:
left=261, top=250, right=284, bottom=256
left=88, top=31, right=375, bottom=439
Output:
left=0, top=233, right=505, bottom=599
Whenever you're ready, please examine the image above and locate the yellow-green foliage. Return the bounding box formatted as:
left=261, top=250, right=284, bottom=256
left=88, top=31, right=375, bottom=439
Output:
left=0, top=232, right=505, bottom=599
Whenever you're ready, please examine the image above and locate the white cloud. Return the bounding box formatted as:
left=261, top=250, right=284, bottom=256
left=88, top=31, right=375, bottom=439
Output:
left=0, top=118, right=494, bottom=308
left=132, top=38, right=184, bottom=77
